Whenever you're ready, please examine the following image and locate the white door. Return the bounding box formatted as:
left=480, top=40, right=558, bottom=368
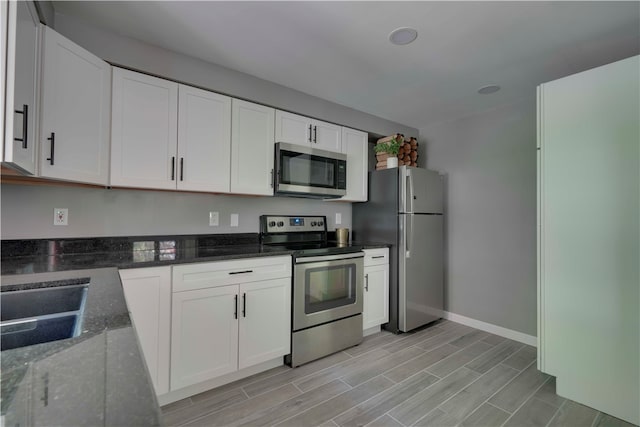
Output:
left=340, top=127, right=368, bottom=201
left=111, top=68, right=178, bottom=190
left=39, top=26, right=111, bottom=185
left=171, top=285, right=239, bottom=390
left=363, top=264, right=389, bottom=330
left=177, top=85, right=231, bottom=192
left=3, top=1, right=39, bottom=174
left=119, top=267, right=171, bottom=395
left=275, top=110, right=311, bottom=146
left=238, top=278, right=291, bottom=370
left=312, top=119, right=342, bottom=152
left=230, top=99, right=275, bottom=195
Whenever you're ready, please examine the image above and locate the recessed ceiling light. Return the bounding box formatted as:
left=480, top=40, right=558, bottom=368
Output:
left=477, top=85, right=501, bottom=94
left=389, top=27, right=418, bottom=45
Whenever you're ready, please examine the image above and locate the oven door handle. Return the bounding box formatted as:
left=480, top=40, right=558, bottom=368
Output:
left=295, top=252, right=364, bottom=264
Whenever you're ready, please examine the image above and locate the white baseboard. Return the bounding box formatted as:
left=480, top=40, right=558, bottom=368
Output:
left=442, top=311, right=537, bottom=347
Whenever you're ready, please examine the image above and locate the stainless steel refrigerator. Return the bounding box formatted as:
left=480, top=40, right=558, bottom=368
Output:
left=353, top=166, right=443, bottom=333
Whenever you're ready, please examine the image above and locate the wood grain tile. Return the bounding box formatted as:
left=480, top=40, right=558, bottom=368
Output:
left=365, top=414, right=404, bottom=427
left=413, top=408, right=459, bottom=427
left=384, top=344, right=460, bottom=383
left=488, top=362, right=549, bottom=413
left=503, top=397, right=559, bottom=427
left=460, top=403, right=510, bottom=427
left=465, top=339, right=523, bottom=374
left=388, top=368, right=481, bottom=426
left=242, top=351, right=352, bottom=397
left=341, top=346, right=424, bottom=387
left=236, top=379, right=351, bottom=427
left=275, top=376, right=394, bottom=427
left=333, top=371, right=439, bottom=427
left=380, top=325, right=447, bottom=353
left=482, top=333, right=507, bottom=346
left=593, top=412, right=639, bottom=427
left=439, top=363, right=519, bottom=421
left=162, top=388, right=248, bottom=427
left=427, top=340, right=494, bottom=378
left=182, top=383, right=300, bottom=426
left=294, top=349, right=391, bottom=392
left=502, top=345, right=537, bottom=371
left=448, top=329, right=490, bottom=348
left=548, top=400, right=599, bottom=427
left=344, top=331, right=404, bottom=357
left=532, top=377, right=566, bottom=408
left=415, top=327, right=473, bottom=351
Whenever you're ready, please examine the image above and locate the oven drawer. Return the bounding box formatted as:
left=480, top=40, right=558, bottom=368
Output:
left=364, top=248, right=389, bottom=267
left=173, top=256, right=291, bottom=292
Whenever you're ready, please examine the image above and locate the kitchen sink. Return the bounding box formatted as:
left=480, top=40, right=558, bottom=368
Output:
left=1, top=284, right=88, bottom=351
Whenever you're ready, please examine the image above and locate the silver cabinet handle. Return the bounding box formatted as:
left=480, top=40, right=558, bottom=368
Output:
left=308, top=124, right=312, bottom=143
left=371, top=255, right=385, bottom=259
left=365, top=273, right=369, bottom=291
left=229, top=270, right=253, bottom=275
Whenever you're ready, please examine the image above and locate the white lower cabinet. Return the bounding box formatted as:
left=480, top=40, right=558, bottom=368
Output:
left=119, top=267, right=171, bottom=395
left=171, top=256, right=291, bottom=391
left=363, top=248, right=389, bottom=330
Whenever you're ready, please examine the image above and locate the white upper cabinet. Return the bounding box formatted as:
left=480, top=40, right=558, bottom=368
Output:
left=111, top=69, right=233, bottom=192
left=339, top=127, right=368, bottom=202
left=39, top=26, right=111, bottom=185
left=275, top=110, right=342, bottom=152
left=177, top=85, right=231, bottom=192
left=231, top=99, right=275, bottom=196
left=111, top=68, right=178, bottom=190
left=2, top=1, right=39, bottom=175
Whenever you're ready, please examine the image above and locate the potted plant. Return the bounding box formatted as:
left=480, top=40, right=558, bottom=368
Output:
left=374, top=134, right=403, bottom=168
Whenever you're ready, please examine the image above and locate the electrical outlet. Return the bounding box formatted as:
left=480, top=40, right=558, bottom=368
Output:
left=230, top=213, right=239, bottom=227
left=335, top=213, right=342, bottom=225
left=209, top=211, right=219, bottom=226
left=54, top=208, right=68, bottom=226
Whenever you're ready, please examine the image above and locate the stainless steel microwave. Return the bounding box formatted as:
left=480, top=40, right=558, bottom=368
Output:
left=274, top=142, right=347, bottom=199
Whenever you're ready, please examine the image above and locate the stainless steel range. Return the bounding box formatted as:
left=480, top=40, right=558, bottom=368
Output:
left=260, top=215, right=364, bottom=367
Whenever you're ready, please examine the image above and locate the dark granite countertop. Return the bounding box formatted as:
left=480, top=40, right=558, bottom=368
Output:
left=0, top=233, right=388, bottom=426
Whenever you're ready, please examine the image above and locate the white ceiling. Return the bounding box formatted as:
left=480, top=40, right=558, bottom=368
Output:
left=52, top=1, right=640, bottom=129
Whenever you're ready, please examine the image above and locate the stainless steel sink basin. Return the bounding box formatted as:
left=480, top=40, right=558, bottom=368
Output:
left=1, top=284, right=88, bottom=351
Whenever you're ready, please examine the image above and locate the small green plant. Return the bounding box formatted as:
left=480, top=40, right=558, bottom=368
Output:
left=373, top=135, right=403, bottom=156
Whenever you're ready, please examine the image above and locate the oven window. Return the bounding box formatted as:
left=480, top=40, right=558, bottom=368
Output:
left=281, top=150, right=336, bottom=188
left=305, top=264, right=356, bottom=314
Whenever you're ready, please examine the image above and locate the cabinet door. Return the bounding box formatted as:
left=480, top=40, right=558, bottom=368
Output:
left=275, top=110, right=311, bottom=146
left=39, top=26, right=111, bottom=185
left=3, top=1, right=39, bottom=174
left=230, top=99, right=275, bottom=195
left=363, top=264, right=389, bottom=330
left=111, top=68, right=178, bottom=190
left=171, top=285, right=239, bottom=390
left=340, top=127, right=368, bottom=201
left=238, top=278, right=291, bottom=370
left=119, top=267, right=171, bottom=395
left=177, top=85, right=231, bottom=192
left=312, top=119, right=342, bottom=152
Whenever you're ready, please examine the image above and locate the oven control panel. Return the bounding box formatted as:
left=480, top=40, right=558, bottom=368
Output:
left=261, top=215, right=327, bottom=233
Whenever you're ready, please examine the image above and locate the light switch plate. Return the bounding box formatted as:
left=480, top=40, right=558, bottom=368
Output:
left=54, top=208, right=68, bottom=226
left=209, top=211, right=219, bottom=226
left=230, top=213, right=239, bottom=227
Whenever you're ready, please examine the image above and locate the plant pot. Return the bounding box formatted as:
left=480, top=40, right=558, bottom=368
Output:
left=386, top=157, right=398, bottom=168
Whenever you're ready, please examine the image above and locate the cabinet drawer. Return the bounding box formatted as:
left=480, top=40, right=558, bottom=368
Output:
left=172, top=256, right=291, bottom=292
left=364, top=248, right=389, bottom=266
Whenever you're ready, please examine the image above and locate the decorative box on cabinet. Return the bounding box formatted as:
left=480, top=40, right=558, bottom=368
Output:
left=2, top=0, right=39, bottom=175
left=170, top=256, right=291, bottom=391
left=363, top=248, right=389, bottom=333
left=119, top=267, right=171, bottom=395
left=537, top=55, right=639, bottom=425
left=39, top=26, right=111, bottom=185
left=275, top=110, right=342, bottom=152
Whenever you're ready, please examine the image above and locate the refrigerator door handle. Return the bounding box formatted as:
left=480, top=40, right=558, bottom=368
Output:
left=408, top=170, right=415, bottom=213
left=406, top=214, right=413, bottom=258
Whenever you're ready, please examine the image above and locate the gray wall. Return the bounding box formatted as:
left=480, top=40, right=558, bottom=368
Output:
left=0, top=185, right=352, bottom=239
left=52, top=12, right=417, bottom=139
left=420, top=97, right=537, bottom=336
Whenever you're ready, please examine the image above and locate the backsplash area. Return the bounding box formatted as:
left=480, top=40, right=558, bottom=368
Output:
left=0, top=184, right=352, bottom=240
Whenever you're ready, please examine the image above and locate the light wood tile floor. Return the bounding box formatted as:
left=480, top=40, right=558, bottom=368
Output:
left=161, top=320, right=637, bottom=427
